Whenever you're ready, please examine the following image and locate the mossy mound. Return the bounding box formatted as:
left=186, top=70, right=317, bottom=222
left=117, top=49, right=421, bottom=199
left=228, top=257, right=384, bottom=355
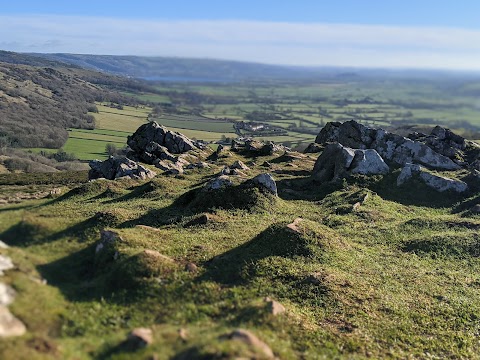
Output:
left=106, top=250, right=178, bottom=291
left=68, top=178, right=136, bottom=197
left=185, top=183, right=278, bottom=212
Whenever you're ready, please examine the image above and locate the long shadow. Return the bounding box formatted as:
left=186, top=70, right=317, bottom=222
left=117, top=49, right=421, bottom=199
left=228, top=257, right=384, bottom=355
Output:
left=276, top=176, right=343, bottom=202
left=200, top=223, right=322, bottom=285
left=36, top=244, right=98, bottom=301
left=1, top=213, right=115, bottom=247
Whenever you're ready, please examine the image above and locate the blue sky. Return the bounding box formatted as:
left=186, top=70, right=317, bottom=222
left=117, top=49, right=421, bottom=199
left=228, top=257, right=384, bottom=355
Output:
left=2, top=1, right=480, bottom=69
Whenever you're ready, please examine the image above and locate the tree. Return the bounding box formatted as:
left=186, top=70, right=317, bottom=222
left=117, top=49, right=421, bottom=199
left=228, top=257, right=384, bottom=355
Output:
left=105, top=143, right=117, bottom=156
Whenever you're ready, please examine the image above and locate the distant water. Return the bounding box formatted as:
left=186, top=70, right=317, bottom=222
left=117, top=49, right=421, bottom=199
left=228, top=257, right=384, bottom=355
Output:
left=141, top=76, right=230, bottom=83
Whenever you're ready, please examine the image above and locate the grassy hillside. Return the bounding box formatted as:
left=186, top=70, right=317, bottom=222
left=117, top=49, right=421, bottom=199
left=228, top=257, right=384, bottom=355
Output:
left=0, top=150, right=479, bottom=359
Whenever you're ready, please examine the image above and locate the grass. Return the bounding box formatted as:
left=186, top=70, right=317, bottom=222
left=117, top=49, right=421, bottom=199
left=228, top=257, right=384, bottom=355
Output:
left=1, top=150, right=480, bottom=359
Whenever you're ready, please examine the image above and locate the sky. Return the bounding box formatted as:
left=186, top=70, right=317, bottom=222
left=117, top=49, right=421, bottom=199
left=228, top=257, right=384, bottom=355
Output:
left=1, top=0, right=480, bottom=70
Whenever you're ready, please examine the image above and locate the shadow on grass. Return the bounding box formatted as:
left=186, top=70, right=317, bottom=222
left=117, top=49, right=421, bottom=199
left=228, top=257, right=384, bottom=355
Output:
left=200, top=223, right=322, bottom=286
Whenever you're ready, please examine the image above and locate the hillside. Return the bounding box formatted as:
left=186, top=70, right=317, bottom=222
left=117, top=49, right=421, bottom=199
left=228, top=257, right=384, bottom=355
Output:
left=0, top=51, right=159, bottom=149
left=0, top=121, right=479, bottom=358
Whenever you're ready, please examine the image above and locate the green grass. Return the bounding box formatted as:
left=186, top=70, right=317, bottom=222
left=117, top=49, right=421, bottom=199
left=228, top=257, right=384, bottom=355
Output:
left=1, top=152, right=480, bottom=359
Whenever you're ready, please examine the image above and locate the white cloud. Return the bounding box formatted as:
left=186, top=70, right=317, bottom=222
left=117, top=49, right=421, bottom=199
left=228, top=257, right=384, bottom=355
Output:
left=1, top=15, right=480, bottom=70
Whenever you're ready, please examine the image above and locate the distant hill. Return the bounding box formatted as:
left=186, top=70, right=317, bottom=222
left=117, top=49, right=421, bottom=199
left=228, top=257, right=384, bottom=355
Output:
left=0, top=51, right=152, bottom=149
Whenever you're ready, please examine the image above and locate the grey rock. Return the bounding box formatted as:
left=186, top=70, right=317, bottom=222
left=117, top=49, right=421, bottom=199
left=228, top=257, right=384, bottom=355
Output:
left=96, top=230, right=123, bottom=255
left=230, top=160, right=250, bottom=170
left=304, top=143, right=323, bottom=153
left=203, top=176, right=234, bottom=191
left=316, top=121, right=461, bottom=170
left=350, top=149, right=390, bottom=175
left=312, top=143, right=356, bottom=182
left=128, top=122, right=196, bottom=159
left=397, top=163, right=468, bottom=193
left=0, top=306, right=26, bottom=337
left=251, top=173, right=278, bottom=196
left=222, top=329, right=274, bottom=359
left=0, top=255, right=14, bottom=276
left=126, top=327, right=153, bottom=349
left=0, top=283, right=15, bottom=306
left=89, top=156, right=156, bottom=180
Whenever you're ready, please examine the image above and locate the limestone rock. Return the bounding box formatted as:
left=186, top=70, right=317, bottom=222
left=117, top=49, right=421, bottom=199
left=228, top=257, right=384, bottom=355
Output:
left=184, top=262, right=198, bottom=273
left=0, top=241, right=8, bottom=249
left=89, top=156, right=156, bottom=180
left=0, top=306, right=26, bottom=337
left=286, top=218, right=303, bottom=234
left=0, top=255, right=14, bottom=276
left=230, top=160, right=250, bottom=170
left=350, top=149, right=390, bottom=175
left=251, top=174, right=278, bottom=196
left=96, top=230, right=123, bottom=255
left=0, top=283, right=15, bottom=306
left=264, top=297, right=286, bottom=316
left=127, top=122, right=196, bottom=159
left=312, top=143, right=355, bottom=182
left=397, top=163, right=468, bottom=193
left=203, top=176, right=234, bottom=191
left=126, top=327, right=153, bottom=349
left=222, top=329, right=274, bottom=359
left=315, top=121, right=461, bottom=170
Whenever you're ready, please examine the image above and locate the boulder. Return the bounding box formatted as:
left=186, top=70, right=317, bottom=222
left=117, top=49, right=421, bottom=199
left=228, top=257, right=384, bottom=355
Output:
left=230, top=160, right=250, bottom=170
left=264, top=297, right=286, bottom=316
left=127, top=122, right=196, bottom=158
left=222, top=329, right=274, bottom=359
left=125, top=327, right=153, bottom=349
left=304, top=143, right=323, bottom=153
left=251, top=174, right=278, bottom=196
left=397, top=163, right=468, bottom=193
left=0, top=255, right=14, bottom=276
left=316, top=121, right=461, bottom=170
left=0, top=283, right=15, bottom=306
left=203, top=176, right=234, bottom=191
left=89, top=156, right=156, bottom=180
left=350, top=149, right=390, bottom=175
left=241, top=139, right=288, bottom=155
left=96, top=230, right=123, bottom=255
left=0, top=306, right=26, bottom=337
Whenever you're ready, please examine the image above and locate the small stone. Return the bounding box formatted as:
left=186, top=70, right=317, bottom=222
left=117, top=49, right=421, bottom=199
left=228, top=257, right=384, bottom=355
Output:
left=230, top=160, right=250, bottom=171
left=0, top=306, right=26, bottom=337
left=126, top=327, right=153, bottom=349
left=178, top=328, right=188, bottom=341
left=185, top=262, right=198, bottom=273
left=264, top=297, right=286, bottom=316
left=0, top=255, right=14, bottom=276
left=96, top=230, right=123, bottom=254
left=223, top=329, right=274, bottom=359
left=143, top=250, right=174, bottom=263
left=0, top=283, right=15, bottom=306
left=352, top=202, right=361, bottom=212
left=286, top=218, right=303, bottom=234
left=0, top=241, right=9, bottom=249
left=184, top=214, right=211, bottom=227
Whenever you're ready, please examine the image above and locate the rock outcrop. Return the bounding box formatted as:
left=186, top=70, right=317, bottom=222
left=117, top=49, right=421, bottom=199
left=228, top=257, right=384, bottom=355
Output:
left=127, top=122, right=196, bottom=159
left=316, top=121, right=460, bottom=170
left=89, top=156, right=156, bottom=180
left=397, top=163, right=468, bottom=193
left=251, top=173, right=278, bottom=196
left=312, top=143, right=389, bottom=182
left=232, top=139, right=288, bottom=156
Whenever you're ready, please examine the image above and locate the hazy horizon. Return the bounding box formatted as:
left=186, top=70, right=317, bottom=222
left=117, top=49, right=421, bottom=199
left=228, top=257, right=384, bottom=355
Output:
left=2, top=1, right=480, bottom=71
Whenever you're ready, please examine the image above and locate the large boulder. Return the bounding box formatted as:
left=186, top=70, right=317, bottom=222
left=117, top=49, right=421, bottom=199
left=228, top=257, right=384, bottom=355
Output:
left=89, top=156, right=156, bottom=180
left=251, top=173, right=278, bottom=196
left=315, top=121, right=461, bottom=170
left=397, top=163, right=468, bottom=193
left=312, top=143, right=389, bottom=182
left=127, top=122, right=197, bottom=163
